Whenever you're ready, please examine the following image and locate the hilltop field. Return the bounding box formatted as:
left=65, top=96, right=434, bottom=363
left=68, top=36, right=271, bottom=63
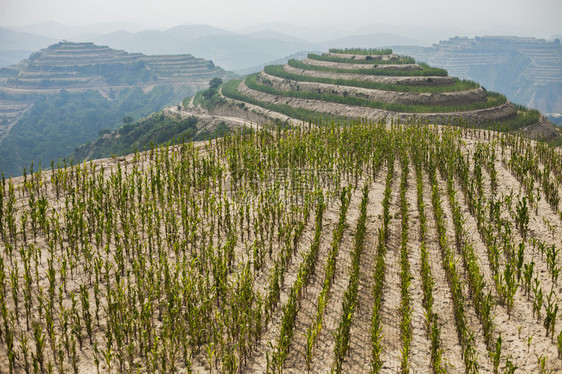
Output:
left=2, top=119, right=562, bottom=373
left=1, top=49, right=562, bottom=373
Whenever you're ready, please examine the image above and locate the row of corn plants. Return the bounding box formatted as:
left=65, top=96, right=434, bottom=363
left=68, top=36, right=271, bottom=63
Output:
left=436, top=132, right=500, bottom=369
left=370, top=151, right=395, bottom=373
left=332, top=182, right=370, bottom=373
left=397, top=142, right=413, bottom=373
left=303, top=187, right=351, bottom=371
left=410, top=126, right=446, bottom=373
left=427, top=143, right=480, bottom=373
left=270, top=198, right=325, bottom=373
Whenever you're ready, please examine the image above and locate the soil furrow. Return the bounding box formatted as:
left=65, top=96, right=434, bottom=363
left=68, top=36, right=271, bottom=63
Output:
left=282, top=202, right=341, bottom=373
left=307, top=186, right=364, bottom=373
left=421, top=169, right=465, bottom=373
left=436, top=169, right=494, bottom=373
left=404, top=166, right=433, bottom=373
left=379, top=161, right=403, bottom=372
left=342, top=179, right=386, bottom=372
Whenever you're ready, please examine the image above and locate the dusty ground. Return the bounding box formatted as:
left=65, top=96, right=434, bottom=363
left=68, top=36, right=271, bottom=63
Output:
left=301, top=58, right=422, bottom=71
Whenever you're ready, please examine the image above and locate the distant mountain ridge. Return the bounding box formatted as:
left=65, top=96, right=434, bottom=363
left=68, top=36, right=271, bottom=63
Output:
left=0, top=27, right=58, bottom=67
left=1, top=23, right=431, bottom=71
left=0, top=26, right=58, bottom=51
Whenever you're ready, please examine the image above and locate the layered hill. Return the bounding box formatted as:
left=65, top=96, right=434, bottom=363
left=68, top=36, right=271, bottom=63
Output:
left=0, top=42, right=234, bottom=176
left=73, top=48, right=559, bottom=163
left=393, top=36, right=562, bottom=117
left=219, top=48, right=540, bottom=127
left=0, top=41, right=230, bottom=100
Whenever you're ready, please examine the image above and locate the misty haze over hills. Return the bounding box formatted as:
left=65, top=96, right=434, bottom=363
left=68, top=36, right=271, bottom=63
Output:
left=3, top=21, right=561, bottom=67
left=2, top=22, right=430, bottom=71
left=2, top=21, right=560, bottom=67
left=0, top=22, right=562, bottom=118
left=1, top=21, right=561, bottom=117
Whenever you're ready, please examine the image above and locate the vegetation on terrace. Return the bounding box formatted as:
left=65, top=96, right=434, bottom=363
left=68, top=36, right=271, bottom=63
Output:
left=220, top=78, right=541, bottom=136
left=265, top=65, right=479, bottom=93
left=328, top=48, right=394, bottom=55
left=308, top=53, right=416, bottom=65
left=289, top=59, right=449, bottom=76
left=244, top=73, right=506, bottom=113
left=221, top=78, right=348, bottom=123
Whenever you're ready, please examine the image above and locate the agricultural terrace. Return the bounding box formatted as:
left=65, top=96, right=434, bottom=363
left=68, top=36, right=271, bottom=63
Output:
left=221, top=49, right=543, bottom=127
left=0, top=119, right=561, bottom=373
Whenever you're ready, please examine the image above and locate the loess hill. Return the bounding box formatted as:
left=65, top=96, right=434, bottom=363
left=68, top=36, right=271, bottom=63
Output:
left=2, top=48, right=562, bottom=373
left=217, top=48, right=550, bottom=131
left=0, top=41, right=233, bottom=134
left=1, top=118, right=562, bottom=372
left=0, top=42, right=235, bottom=176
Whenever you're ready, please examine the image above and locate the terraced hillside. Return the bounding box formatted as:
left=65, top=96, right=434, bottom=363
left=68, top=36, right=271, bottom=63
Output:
left=0, top=42, right=231, bottom=126
left=0, top=42, right=234, bottom=176
left=0, top=42, right=227, bottom=90
left=220, top=48, right=538, bottom=126
left=393, top=36, right=562, bottom=116
left=73, top=48, right=558, bottom=167
left=2, top=120, right=562, bottom=373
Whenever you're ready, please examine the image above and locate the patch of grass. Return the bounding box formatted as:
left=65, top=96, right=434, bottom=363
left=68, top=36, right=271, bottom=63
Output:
left=507, top=107, right=542, bottom=130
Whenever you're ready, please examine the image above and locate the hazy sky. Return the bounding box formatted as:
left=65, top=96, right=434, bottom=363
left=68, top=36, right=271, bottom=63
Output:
left=2, top=0, right=561, bottom=37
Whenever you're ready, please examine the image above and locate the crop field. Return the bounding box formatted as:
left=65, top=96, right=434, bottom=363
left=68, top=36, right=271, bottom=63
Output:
left=0, top=120, right=562, bottom=373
